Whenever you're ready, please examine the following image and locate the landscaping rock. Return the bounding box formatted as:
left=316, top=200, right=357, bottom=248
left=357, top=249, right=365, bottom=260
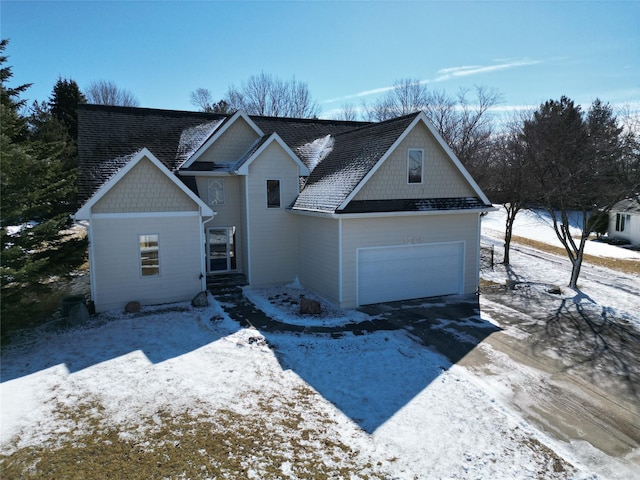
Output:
left=547, top=286, right=562, bottom=295
left=191, top=291, right=209, bottom=308
left=125, top=301, right=141, bottom=313
left=300, top=295, right=322, bottom=315
left=69, top=302, right=90, bottom=324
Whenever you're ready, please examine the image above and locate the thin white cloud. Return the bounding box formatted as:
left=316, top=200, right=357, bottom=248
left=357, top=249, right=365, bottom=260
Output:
left=322, top=59, right=541, bottom=105
left=435, top=59, right=542, bottom=82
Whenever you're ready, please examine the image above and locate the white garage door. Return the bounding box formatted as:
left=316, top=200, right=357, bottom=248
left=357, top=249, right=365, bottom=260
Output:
left=357, top=242, right=464, bottom=306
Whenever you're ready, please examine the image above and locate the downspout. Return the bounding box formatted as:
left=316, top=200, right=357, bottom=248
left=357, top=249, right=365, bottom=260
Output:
left=244, top=175, right=252, bottom=285
left=338, top=217, right=343, bottom=306
left=476, top=212, right=483, bottom=295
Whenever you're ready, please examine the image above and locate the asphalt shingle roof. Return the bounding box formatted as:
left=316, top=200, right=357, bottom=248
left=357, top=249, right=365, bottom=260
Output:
left=77, top=104, right=366, bottom=203
left=77, top=105, right=490, bottom=215
left=291, top=113, right=420, bottom=213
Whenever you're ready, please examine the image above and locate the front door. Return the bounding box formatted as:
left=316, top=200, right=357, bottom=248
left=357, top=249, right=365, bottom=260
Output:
left=207, top=227, right=236, bottom=273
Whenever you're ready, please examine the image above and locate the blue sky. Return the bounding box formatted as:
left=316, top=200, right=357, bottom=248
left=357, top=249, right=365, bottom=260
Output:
left=2, top=1, right=639, bottom=120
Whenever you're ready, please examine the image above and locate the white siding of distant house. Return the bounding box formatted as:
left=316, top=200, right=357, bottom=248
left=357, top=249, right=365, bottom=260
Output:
left=246, top=142, right=300, bottom=287
left=339, top=213, right=480, bottom=308
left=609, top=211, right=640, bottom=245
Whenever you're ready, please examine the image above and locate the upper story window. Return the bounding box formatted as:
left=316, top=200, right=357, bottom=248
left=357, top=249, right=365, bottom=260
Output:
left=140, top=234, right=159, bottom=277
left=207, top=179, right=225, bottom=206
left=615, top=213, right=630, bottom=232
left=408, top=149, right=424, bottom=184
left=266, top=179, right=281, bottom=208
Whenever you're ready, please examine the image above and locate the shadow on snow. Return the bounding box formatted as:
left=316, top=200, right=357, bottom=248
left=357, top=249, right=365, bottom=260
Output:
left=221, top=290, right=500, bottom=434
left=0, top=304, right=239, bottom=382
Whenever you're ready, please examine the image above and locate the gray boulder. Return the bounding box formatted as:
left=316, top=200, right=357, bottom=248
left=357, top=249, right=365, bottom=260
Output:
left=191, top=291, right=209, bottom=308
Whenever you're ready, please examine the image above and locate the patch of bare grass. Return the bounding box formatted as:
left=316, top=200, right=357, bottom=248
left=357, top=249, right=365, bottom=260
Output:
left=0, top=386, right=389, bottom=480
left=511, top=235, right=640, bottom=276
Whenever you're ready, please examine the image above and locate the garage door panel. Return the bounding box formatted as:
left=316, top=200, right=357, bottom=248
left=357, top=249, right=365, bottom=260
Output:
left=357, top=242, right=463, bottom=305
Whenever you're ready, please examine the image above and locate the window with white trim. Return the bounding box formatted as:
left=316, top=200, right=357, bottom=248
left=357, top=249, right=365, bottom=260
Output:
left=615, top=213, right=630, bottom=232
left=140, top=234, right=159, bottom=276
left=266, top=179, right=281, bottom=208
left=207, top=179, right=225, bottom=206
left=408, top=149, right=424, bottom=184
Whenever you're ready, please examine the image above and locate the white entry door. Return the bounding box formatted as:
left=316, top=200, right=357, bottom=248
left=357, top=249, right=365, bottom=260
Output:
left=357, top=242, right=464, bottom=306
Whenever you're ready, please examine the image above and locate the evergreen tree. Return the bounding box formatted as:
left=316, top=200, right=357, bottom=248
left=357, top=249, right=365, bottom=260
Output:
left=521, top=96, right=631, bottom=288
left=49, top=77, right=86, bottom=141
left=1, top=40, right=86, bottom=337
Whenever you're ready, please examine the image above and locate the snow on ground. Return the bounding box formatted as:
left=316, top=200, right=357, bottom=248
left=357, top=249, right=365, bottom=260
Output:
left=1, top=206, right=637, bottom=478
left=482, top=205, right=640, bottom=260
left=482, top=206, right=640, bottom=329
left=0, top=297, right=597, bottom=479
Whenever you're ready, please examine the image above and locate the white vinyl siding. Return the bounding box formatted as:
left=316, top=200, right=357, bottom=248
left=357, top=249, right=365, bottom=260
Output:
left=246, top=142, right=300, bottom=287
left=297, top=215, right=341, bottom=305
left=90, top=216, right=203, bottom=312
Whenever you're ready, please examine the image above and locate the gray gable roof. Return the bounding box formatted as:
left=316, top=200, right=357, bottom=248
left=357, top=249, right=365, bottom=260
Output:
left=77, top=104, right=366, bottom=203
left=77, top=105, right=491, bottom=215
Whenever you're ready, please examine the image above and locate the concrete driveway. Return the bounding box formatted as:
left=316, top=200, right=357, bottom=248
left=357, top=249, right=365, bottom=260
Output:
left=361, top=288, right=640, bottom=480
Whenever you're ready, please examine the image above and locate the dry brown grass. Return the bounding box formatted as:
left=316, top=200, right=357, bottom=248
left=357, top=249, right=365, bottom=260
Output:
left=0, top=386, right=388, bottom=480
left=510, top=235, right=640, bottom=276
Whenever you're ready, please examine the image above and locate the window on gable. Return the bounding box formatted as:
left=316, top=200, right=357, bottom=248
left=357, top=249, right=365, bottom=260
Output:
left=140, top=234, right=159, bottom=276
left=615, top=213, right=630, bottom=232
left=207, top=179, right=225, bottom=206
left=408, top=149, right=424, bottom=184
left=266, top=179, right=281, bottom=208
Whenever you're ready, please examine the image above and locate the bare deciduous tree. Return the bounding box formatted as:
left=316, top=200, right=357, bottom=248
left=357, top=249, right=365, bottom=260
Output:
left=225, top=73, right=320, bottom=118
left=85, top=80, right=139, bottom=107
left=363, top=79, right=501, bottom=168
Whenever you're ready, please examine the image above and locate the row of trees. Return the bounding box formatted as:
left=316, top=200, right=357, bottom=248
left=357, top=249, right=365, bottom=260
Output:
left=1, top=40, right=87, bottom=332
left=488, top=97, right=639, bottom=286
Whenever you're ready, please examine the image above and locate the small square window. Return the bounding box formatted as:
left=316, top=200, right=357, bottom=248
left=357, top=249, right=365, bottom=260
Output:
left=207, top=179, right=224, bottom=206
left=408, top=149, right=423, bottom=184
left=140, top=234, right=159, bottom=276
left=267, top=179, right=281, bottom=208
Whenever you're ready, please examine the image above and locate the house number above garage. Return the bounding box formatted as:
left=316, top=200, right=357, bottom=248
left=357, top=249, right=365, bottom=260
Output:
left=403, top=236, right=424, bottom=244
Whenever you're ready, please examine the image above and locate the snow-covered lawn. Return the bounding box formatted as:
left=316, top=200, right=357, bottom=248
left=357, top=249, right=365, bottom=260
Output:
left=1, top=206, right=637, bottom=479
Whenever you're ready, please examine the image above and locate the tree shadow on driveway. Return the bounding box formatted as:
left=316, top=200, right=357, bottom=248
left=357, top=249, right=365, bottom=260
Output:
left=542, top=288, right=640, bottom=402
left=219, top=289, right=500, bottom=433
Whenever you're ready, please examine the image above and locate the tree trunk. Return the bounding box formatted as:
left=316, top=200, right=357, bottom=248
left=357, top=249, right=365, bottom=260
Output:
left=503, top=203, right=520, bottom=266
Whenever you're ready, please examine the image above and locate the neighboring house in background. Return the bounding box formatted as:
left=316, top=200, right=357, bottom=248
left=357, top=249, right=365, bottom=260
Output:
left=74, top=105, right=494, bottom=312
left=608, top=196, right=640, bottom=245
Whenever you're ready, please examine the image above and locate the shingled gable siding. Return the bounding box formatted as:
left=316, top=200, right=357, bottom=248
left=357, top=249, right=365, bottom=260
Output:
left=92, top=157, right=198, bottom=213
left=353, top=122, right=476, bottom=201
left=297, top=215, right=341, bottom=304
left=194, top=117, right=260, bottom=164
left=246, top=141, right=300, bottom=287
left=339, top=213, right=480, bottom=308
